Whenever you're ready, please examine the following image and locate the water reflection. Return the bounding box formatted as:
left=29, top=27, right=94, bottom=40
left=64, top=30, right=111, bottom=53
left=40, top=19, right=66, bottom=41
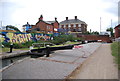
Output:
left=1, top=55, right=42, bottom=69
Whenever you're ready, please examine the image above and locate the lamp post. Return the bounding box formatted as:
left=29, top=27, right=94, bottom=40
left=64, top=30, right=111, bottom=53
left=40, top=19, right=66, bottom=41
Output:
left=100, top=17, right=101, bottom=33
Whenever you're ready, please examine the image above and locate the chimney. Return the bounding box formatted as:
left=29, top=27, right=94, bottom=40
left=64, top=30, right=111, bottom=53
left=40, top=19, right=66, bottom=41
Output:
left=39, top=15, right=43, bottom=21
left=66, top=17, right=68, bottom=20
left=55, top=17, right=57, bottom=21
left=27, top=22, right=29, bottom=24
left=75, top=16, right=77, bottom=20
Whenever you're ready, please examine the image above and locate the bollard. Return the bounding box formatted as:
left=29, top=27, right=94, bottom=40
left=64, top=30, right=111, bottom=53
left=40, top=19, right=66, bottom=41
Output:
left=10, top=44, right=13, bottom=53
left=82, top=41, right=85, bottom=44
left=46, top=45, right=50, bottom=57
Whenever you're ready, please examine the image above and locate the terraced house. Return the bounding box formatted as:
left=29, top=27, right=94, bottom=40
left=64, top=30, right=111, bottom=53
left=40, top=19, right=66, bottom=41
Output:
left=31, top=15, right=59, bottom=34
left=59, top=16, right=87, bottom=33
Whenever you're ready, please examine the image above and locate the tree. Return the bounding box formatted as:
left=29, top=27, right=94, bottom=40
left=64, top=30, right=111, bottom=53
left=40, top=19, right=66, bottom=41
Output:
left=84, top=31, right=99, bottom=35
left=84, top=31, right=91, bottom=34
left=6, top=25, right=21, bottom=33
left=106, top=27, right=114, bottom=37
left=91, top=31, right=99, bottom=35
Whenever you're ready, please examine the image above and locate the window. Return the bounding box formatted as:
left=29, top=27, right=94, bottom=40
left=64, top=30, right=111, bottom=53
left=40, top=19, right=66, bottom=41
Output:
left=73, top=28, right=76, bottom=32
left=78, top=28, right=81, bottom=31
left=68, top=24, right=71, bottom=27
left=47, top=26, right=48, bottom=29
left=67, top=27, right=70, bottom=31
left=73, top=24, right=76, bottom=27
left=64, top=25, right=66, bottom=27
left=47, top=26, right=50, bottom=29
left=62, top=25, right=64, bottom=27
left=78, top=24, right=81, bottom=27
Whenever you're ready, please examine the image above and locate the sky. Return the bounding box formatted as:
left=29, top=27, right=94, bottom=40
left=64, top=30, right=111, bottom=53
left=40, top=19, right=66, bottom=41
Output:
left=0, top=0, right=119, bottom=32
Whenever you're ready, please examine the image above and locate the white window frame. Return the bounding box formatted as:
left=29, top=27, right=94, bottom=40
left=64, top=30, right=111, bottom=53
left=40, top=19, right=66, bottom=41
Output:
left=47, top=26, right=50, bottom=29
left=68, top=24, right=71, bottom=27
left=78, top=28, right=81, bottom=31
left=64, top=25, right=66, bottom=27
left=78, top=24, right=81, bottom=27
left=73, top=24, right=76, bottom=27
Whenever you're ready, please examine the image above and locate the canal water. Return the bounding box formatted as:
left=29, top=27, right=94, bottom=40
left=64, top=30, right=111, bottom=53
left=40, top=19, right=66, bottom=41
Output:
left=1, top=55, right=42, bottom=69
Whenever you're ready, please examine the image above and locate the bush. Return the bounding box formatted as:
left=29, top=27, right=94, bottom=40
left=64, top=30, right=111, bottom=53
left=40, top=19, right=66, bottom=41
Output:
left=51, top=35, right=83, bottom=44
left=2, top=42, right=11, bottom=47
left=13, top=43, right=26, bottom=49
left=13, top=40, right=48, bottom=49
left=23, top=41, right=35, bottom=47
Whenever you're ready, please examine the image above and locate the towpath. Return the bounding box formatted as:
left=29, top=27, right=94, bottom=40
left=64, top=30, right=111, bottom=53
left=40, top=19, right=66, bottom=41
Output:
left=70, top=44, right=118, bottom=79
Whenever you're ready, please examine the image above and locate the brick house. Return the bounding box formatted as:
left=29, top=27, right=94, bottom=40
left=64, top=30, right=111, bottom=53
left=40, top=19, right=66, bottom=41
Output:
left=59, top=16, right=87, bottom=33
left=31, top=15, right=59, bottom=34
left=114, top=24, right=120, bottom=38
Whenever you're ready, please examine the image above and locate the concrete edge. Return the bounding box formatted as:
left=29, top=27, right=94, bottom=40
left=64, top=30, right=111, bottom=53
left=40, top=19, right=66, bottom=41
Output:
left=0, top=57, right=30, bottom=73
left=0, top=51, right=29, bottom=59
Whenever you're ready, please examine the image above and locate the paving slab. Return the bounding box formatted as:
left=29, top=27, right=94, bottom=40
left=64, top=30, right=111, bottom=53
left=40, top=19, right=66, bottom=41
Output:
left=2, top=43, right=102, bottom=79
left=2, top=59, right=78, bottom=79
left=74, top=58, right=86, bottom=64
left=47, top=50, right=84, bottom=63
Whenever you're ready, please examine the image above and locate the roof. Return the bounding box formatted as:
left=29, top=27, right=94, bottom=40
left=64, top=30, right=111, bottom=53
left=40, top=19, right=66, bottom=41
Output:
left=114, top=24, right=120, bottom=29
left=36, top=20, right=58, bottom=25
left=45, top=21, right=56, bottom=24
left=60, top=19, right=87, bottom=25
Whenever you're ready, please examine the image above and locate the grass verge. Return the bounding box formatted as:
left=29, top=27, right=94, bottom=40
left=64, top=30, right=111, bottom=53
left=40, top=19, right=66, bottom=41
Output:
left=111, top=42, right=120, bottom=69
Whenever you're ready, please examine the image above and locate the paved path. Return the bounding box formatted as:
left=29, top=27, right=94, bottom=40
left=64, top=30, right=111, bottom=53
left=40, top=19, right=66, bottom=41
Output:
left=70, top=44, right=118, bottom=79
left=2, top=43, right=101, bottom=79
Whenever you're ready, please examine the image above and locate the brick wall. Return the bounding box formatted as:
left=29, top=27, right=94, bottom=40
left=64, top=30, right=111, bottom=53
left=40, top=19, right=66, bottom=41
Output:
left=32, top=21, right=54, bottom=33
left=77, top=34, right=111, bottom=43
left=31, top=20, right=59, bottom=34
left=53, top=22, right=59, bottom=33
left=114, top=24, right=120, bottom=38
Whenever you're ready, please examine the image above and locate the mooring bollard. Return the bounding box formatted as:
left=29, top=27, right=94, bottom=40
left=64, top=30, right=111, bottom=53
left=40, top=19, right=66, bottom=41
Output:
left=82, top=41, right=85, bottom=44
left=10, top=44, right=13, bottom=53
left=46, top=45, right=50, bottom=57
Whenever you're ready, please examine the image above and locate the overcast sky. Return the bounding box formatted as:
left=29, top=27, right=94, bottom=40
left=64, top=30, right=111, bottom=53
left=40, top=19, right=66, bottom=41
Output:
left=0, top=0, right=119, bottom=32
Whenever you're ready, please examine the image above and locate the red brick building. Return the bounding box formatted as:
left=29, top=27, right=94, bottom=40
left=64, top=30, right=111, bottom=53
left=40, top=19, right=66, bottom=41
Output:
left=31, top=15, right=59, bottom=34
left=114, top=24, right=120, bottom=38
left=59, top=16, right=87, bottom=33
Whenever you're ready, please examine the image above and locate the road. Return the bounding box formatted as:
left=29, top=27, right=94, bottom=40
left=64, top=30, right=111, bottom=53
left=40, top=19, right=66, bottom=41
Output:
left=70, top=44, right=118, bottom=79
